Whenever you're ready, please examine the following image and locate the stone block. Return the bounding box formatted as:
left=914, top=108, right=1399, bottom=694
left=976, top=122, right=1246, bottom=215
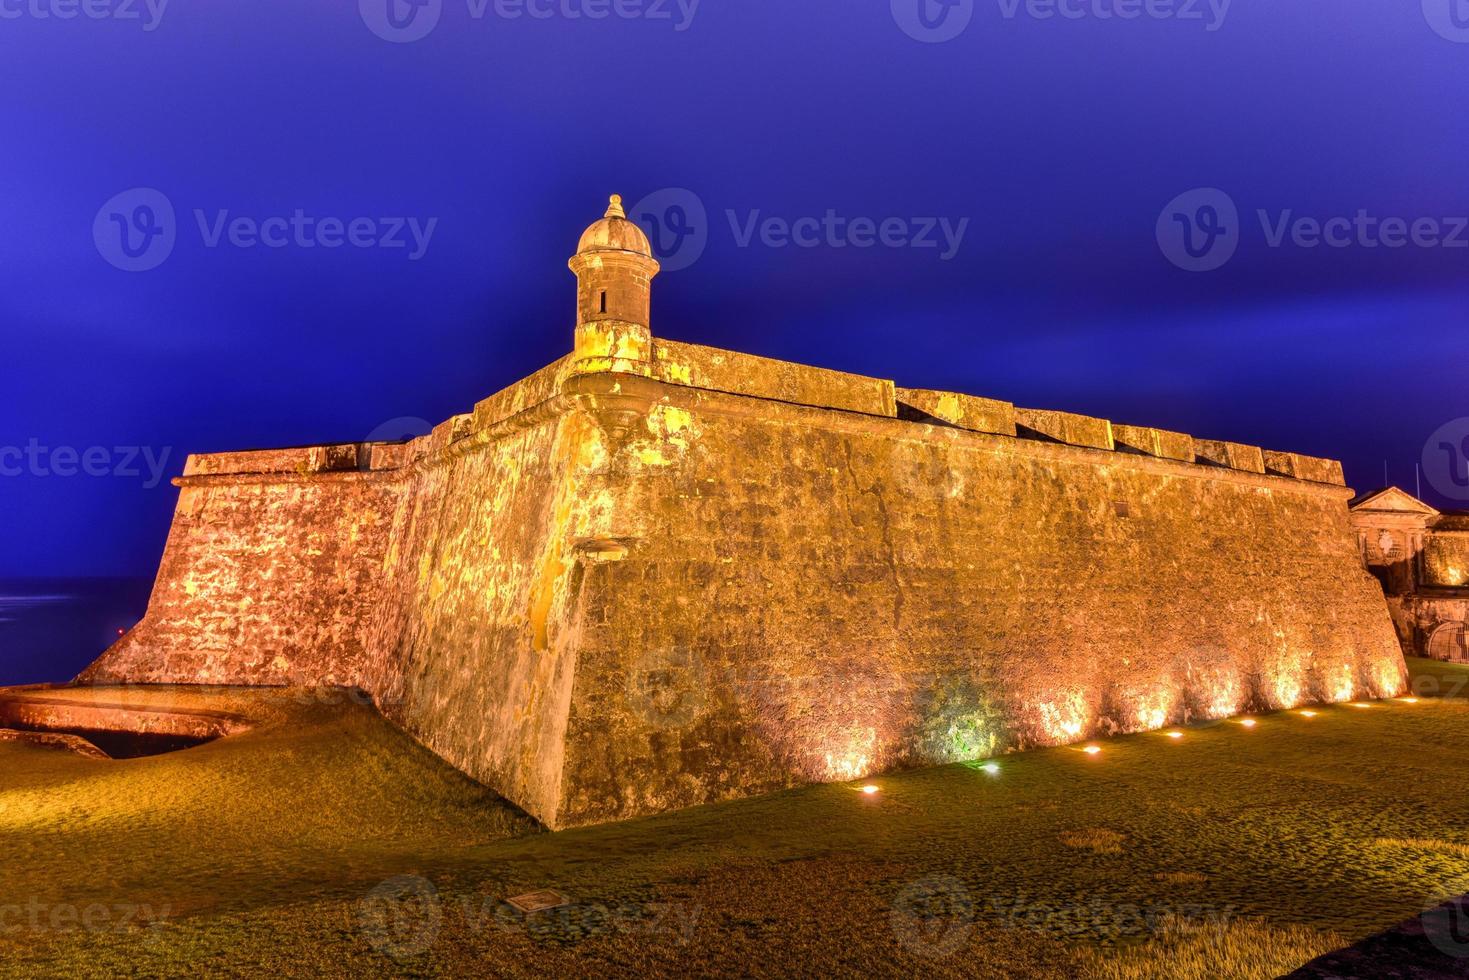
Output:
left=1015, top=408, right=1114, bottom=450
left=1194, top=439, right=1266, bottom=474
left=1112, top=424, right=1195, bottom=462
left=653, top=339, right=896, bottom=418
left=1264, top=450, right=1346, bottom=486
left=896, top=388, right=1016, bottom=436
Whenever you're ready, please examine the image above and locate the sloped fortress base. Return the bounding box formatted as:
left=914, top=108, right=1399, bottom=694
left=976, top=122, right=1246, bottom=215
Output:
left=83, top=197, right=1407, bottom=829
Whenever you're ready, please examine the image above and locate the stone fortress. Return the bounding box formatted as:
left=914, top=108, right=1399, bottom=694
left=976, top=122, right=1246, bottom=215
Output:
left=1350, top=487, right=1469, bottom=663
left=81, top=195, right=1408, bottom=829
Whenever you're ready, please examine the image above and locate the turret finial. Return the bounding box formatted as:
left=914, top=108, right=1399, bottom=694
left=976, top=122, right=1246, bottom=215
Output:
left=605, top=194, right=626, bottom=220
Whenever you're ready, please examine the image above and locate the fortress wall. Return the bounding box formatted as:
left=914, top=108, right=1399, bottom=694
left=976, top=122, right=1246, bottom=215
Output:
left=1015, top=408, right=1114, bottom=450
left=551, top=376, right=1406, bottom=827
left=81, top=363, right=602, bottom=827
left=1113, top=424, right=1194, bottom=462
left=1194, top=439, right=1267, bottom=474
left=652, top=337, right=896, bottom=416
left=77, top=348, right=1406, bottom=830
left=1423, top=534, right=1469, bottom=588
left=358, top=405, right=610, bottom=824
left=82, top=470, right=400, bottom=687
left=896, top=388, right=1016, bottom=436
left=1264, top=451, right=1346, bottom=485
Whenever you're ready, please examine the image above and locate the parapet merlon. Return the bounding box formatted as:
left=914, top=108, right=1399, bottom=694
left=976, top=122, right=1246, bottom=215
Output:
left=176, top=335, right=1344, bottom=489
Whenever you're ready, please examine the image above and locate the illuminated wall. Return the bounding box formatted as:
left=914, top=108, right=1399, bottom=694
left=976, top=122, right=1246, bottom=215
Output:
left=550, top=364, right=1404, bottom=826
left=1423, top=535, right=1469, bottom=589
left=82, top=342, right=1405, bottom=829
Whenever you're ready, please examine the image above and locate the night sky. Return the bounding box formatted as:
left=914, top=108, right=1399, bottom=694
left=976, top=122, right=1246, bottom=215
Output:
left=3, top=1, right=1467, bottom=589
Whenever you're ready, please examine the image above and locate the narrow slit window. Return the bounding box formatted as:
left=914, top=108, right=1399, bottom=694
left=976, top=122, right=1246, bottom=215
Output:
left=599, top=291, right=607, bottom=314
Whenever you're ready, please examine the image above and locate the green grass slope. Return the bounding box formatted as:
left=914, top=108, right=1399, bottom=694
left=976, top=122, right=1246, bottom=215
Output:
left=1, top=667, right=1466, bottom=979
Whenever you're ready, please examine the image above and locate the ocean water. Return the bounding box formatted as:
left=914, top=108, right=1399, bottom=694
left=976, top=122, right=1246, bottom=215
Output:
left=0, top=578, right=153, bottom=687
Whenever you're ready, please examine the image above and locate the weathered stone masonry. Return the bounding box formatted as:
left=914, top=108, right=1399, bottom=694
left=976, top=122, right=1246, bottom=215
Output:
left=1349, top=486, right=1469, bottom=663
left=83, top=195, right=1407, bottom=829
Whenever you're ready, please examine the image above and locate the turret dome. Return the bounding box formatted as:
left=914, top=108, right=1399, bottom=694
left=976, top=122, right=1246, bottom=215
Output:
left=576, top=194, right=654, bottom=257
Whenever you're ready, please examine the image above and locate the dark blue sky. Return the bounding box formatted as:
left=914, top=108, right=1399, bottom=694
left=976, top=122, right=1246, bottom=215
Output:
left=3, top=0, right=1467, bottom=579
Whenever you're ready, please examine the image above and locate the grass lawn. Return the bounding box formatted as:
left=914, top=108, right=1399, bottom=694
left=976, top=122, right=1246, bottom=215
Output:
left=2, top=662, right=1468, bottom=979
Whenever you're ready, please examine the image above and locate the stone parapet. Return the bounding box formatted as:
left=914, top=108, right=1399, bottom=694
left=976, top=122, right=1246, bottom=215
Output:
left=1194, top=439, right=1266, bottom=474
left=1015, top=408, right=1115, bottom=451
left=1264, top=450, right=1347, bottom=486
left=1113, top=424, right=1195, bottom=462
left=652, top=338, right=897, bottom=418
left=896, top=388, right=1016, bottom=436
